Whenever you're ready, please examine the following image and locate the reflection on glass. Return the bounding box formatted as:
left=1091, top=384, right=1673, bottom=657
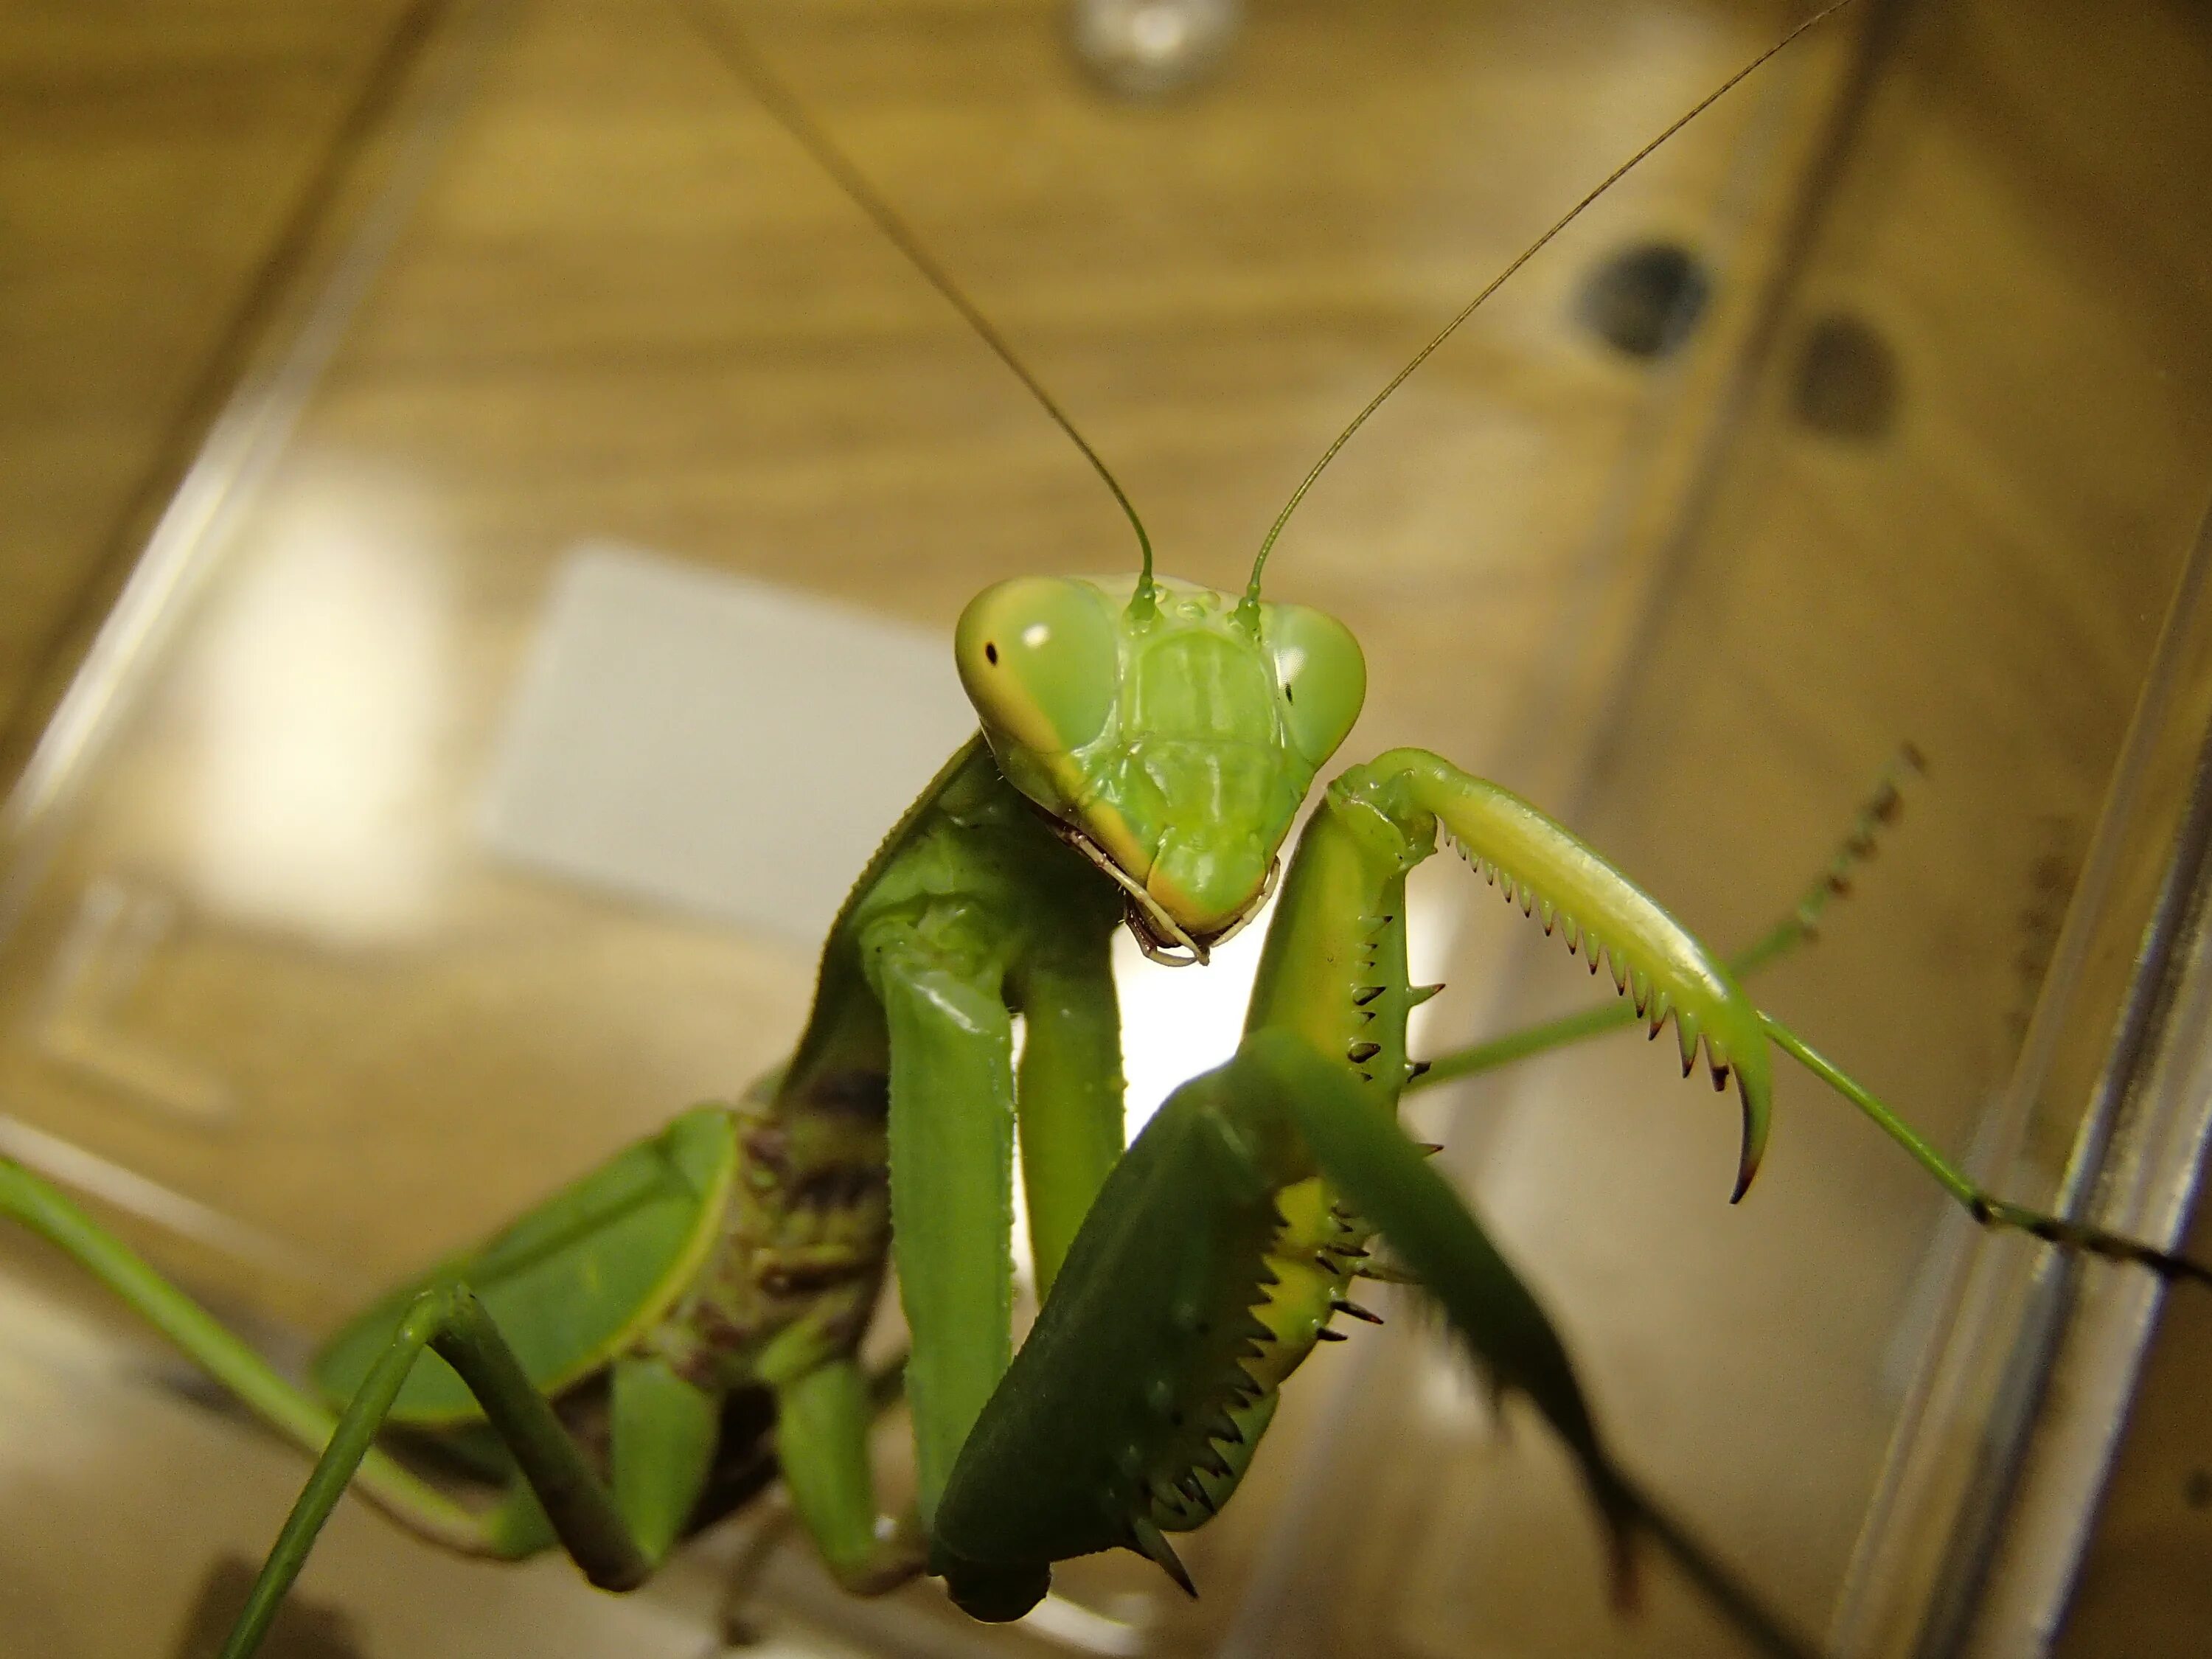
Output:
left=182, top=464, right=452, bottom=947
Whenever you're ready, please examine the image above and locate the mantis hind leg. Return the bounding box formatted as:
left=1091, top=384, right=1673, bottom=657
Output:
left=0, top=1158, right=495, bottom=1550
left=216, top=1287, right=703, bottom=1659
left=2, top=1156, right=742, bottom=1658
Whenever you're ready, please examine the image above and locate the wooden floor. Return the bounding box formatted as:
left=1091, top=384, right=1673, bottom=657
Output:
left=1, top=1, right=2209, bottom=1656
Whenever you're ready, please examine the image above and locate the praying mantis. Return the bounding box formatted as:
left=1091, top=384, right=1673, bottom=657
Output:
left=3, top=2, right=2206, bottom=1656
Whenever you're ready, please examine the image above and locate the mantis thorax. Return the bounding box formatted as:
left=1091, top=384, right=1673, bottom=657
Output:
left=955, top=574, right=1365, bottom=961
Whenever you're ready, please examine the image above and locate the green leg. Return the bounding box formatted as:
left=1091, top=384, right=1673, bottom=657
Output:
left=1763, top=1015, right=2212, bottom=1286
left=773, top=1359, right=926, bottom=1591
left=219, top=1281, right=661, bottom=1659
left=1368, top=746, right=2210, bottom=1279
left=1411, top=744, right=1922, bottom=1093
left=610, top=1355, right=720, bottom=1565
left=931, top=1032, right=1824, bottom=1658
left=1239, top=1036, right=1637, bottom=1579
left=931, top=1041, right=1315, bottom=1621
left=0, top=1158, right=485, bottom=1548
left=1243, top=1034, right=1823, bottom=1659
left=712, top=1354, right=914, bottom=1646
left=869, top=940, right=1016, bottom=1528
left=1010, top=933, right=1127, bottom=1297
left=2, top=1157, right=740, bottom=1659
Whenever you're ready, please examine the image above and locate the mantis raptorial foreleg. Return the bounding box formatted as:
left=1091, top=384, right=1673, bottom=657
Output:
left=936, top=732, right=2205, bottom=1635
left=1375, top=747, right=1778, bottom=1198
left=1411, top=745, right=1924, bottom=1089
left=1390, top=747, right=2208, bottom=1285
left=936, top=1033, right=1820, bottom=1658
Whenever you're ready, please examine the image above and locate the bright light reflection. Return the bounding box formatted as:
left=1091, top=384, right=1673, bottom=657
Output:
left=1008, top=861, right=1461, bottom=1294
left=183, top=465, right=450, bottom=945
left=1115, top=856, right=1463, bottom=1135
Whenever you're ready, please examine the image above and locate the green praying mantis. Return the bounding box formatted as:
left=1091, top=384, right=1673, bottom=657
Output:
left=4, top=4, right=2208, bottom=1656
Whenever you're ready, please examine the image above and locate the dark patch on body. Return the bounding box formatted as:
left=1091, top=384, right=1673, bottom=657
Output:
left=801, top=1070, right=891, bottom=1120
left=683, top=1385, right=783, bottom=1536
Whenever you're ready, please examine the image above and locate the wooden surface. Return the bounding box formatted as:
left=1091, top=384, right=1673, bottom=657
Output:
left=0, top=0, right=433, bottom=791
left=1, top=1, right=2208, bottom=1656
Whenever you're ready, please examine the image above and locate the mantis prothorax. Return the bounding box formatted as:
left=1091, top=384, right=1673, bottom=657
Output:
left=1, top=4, right=2202, bottom=1658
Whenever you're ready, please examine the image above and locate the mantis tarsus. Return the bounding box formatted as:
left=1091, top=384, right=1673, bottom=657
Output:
left=2, top=3, right=2205, bottom=1656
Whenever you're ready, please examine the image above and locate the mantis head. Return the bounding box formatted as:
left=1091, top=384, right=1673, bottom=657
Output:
left=956, top=574, right=1365, bottom=963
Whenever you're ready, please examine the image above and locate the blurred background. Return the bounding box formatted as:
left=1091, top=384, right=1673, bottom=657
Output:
left=2, top=1, right=2211, bottom=1655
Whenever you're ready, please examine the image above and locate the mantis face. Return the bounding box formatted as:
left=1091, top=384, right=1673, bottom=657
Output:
left=956, top=574, right=1366, bottom=961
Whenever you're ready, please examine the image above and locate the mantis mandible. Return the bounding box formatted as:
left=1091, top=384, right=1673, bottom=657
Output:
left=3, top=4, right=2205, bottom=1657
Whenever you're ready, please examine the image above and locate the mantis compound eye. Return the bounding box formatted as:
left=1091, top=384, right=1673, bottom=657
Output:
left=1265, top=602, right=1366, bottom=765
left=956, top=577, right=1121, bottom=754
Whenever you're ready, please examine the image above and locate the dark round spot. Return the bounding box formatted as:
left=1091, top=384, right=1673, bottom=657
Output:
left=2186, top=1469, right=2212, bottom=1509
left=1792, top=312, right=1901, bottom=441
left=984, top=641, right=998, bottom=664
left=1576, top=240, right=1712, bottom=361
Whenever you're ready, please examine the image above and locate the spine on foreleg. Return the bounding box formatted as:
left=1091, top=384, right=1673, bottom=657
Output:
left=1226, top=771, right=1437, bottom=1408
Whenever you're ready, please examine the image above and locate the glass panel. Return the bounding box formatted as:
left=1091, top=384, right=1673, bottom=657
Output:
left=4, top=2, right=2207, bottom=1655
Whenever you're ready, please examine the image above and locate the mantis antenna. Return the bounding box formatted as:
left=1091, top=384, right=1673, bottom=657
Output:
left=682, top=0, right=1162, bottom=613
left=1236, top=0, right=1864, bottom=620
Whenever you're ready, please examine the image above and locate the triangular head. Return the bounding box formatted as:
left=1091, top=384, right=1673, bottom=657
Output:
left=955, top=574, right=1366, bottom=961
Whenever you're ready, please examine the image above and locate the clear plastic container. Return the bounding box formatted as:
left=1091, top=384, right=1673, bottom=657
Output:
left=4, top=2, right=2209, bottom=1656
